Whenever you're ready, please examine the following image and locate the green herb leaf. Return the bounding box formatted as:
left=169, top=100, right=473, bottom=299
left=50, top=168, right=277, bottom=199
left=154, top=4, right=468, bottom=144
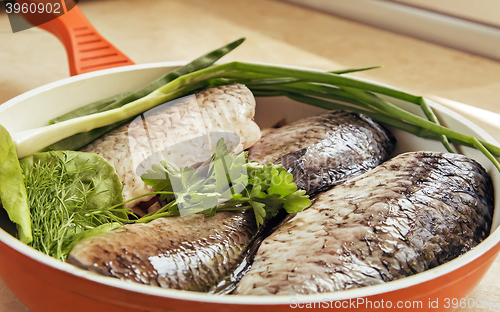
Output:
left=138, top=139, right=311, bottom=227
left=0, top=125, right=32, bottom=244
left=142, top=161, right=181, bottom=201
left=250, top=201, right=266, bottom=228
left=267, top=168, right=297, bottom=198
left=283, top=190, right=312, bottom=214
left=251, top=195, right=283, bottom=222
left=19, top=151, right=127, bottom=261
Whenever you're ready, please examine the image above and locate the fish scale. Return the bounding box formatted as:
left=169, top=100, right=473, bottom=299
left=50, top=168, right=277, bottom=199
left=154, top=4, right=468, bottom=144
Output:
left=234, top=151, right=494, bottom=295
left=249, top=111, right=396, bottom=194
left=68, top=110, right=396, bottom=292
left=82, top=83, right=261, bottom=215
left=68, top=211, right=257, bottom=292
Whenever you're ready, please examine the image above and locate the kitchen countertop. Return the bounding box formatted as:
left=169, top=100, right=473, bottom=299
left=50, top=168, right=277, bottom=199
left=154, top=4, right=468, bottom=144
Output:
left=1, top=0, right=500, bottom=311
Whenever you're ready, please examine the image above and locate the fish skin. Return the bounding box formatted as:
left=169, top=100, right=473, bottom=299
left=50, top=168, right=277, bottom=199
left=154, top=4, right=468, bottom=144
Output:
left=248, top=111, right=396, bottom=194
left=67, top=210, right=257, bottom=292
left=68, top=110, right=398, bottom=292
left=82, top=83, right=261, bottom=213
left=234, top=151, right=494, bottom=295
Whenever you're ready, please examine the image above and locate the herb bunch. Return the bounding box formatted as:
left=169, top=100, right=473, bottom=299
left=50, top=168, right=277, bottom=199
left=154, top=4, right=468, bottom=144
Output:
left=21, top=152, right=128, bottom=261
left=138, top=139, right=311, bottom=227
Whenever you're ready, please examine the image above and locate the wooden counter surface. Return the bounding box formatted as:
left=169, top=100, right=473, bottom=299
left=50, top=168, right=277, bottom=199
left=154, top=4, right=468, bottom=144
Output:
left=1, top=0, right=500, bottom=311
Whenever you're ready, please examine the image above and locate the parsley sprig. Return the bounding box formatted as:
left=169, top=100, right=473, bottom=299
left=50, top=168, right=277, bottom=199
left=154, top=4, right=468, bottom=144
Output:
left=137, top=139, right=311, bottom=227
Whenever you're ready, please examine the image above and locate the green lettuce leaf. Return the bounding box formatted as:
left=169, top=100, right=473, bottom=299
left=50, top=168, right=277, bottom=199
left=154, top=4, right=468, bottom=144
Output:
left=20, top=151, right=124, bottom=218
left=0, top=125, right=32, bottom=244
left=20, top=151, right=126, bottom=260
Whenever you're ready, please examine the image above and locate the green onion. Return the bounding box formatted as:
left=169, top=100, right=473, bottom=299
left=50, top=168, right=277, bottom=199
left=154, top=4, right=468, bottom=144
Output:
left=42, top=38, right=247, bottom=152
left=12, top=46, right=500, bottom=173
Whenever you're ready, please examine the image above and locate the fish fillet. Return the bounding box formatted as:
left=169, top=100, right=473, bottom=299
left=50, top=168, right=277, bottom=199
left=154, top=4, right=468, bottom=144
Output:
left=82, top=83, right=261, bottom=212
left=67, top=210, right=257, bottom=292
left=248, top=111, right=396, bottom=194
left=68, top=110, right=398, bottom=292
left=234, top=151, right=494, bottom=295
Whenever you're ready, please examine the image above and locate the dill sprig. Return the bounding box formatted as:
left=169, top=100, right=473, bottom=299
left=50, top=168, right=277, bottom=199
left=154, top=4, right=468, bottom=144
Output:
left=22, top=152, right=128, bottom=261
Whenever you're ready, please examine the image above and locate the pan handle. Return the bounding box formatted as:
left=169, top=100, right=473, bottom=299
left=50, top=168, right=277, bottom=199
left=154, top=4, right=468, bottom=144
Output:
left=20, top=1, right=135, bottom=76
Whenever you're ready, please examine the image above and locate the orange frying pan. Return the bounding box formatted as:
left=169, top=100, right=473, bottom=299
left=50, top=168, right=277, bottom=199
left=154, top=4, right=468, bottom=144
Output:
left=5, top=3, right=500, bottom=312
left=19, top=0, right=134, bottom=75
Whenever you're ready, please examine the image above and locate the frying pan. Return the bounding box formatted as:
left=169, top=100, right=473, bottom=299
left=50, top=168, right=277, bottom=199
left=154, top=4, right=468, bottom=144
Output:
left=1, top=3, right=500, bottom=311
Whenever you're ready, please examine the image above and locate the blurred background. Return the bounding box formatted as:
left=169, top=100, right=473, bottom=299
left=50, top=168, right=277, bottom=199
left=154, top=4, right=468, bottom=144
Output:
left=286, top=0, right=500, bottom=61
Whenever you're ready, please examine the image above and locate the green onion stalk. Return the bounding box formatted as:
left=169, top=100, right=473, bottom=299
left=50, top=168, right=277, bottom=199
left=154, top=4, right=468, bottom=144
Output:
left=14, top=39, right=500, bottom=173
